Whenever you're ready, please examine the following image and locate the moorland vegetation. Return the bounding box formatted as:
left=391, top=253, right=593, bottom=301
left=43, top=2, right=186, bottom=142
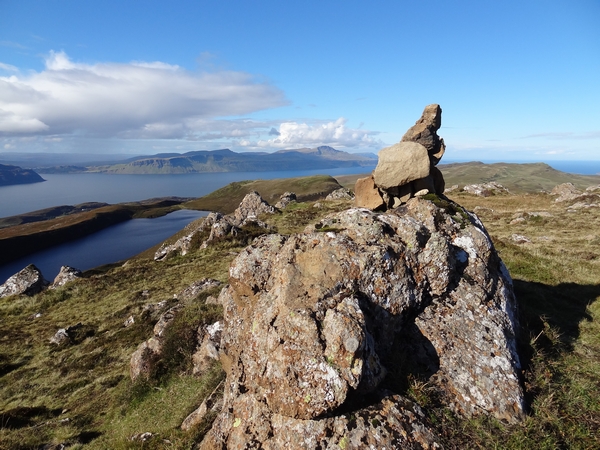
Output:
left=0, top=167, right=599, bottom=449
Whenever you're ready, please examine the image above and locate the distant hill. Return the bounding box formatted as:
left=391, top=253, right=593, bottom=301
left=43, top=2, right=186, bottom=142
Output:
left=440, top=161, right=600, bottom=193
left=85, top=147, right=377, bottom=174
left=0, top=164, right=45, bottom=186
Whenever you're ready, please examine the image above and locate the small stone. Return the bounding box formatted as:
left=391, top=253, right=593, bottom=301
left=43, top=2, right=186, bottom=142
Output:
left=124, top=316, right=135, bottom=327
left=511, top=234, right=531, bottom=244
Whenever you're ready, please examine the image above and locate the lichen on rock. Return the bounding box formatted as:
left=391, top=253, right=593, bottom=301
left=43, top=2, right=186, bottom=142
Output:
left=199, top=196, right=526, bottom=448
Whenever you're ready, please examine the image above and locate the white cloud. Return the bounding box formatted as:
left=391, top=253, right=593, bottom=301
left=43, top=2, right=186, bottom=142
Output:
left=0, top=50, right=287, bottom=138
left=256, top=118, right=382, bottom=149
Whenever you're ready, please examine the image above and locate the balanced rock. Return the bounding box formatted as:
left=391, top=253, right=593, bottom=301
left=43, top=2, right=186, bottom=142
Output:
left=401, top=103, right=445, bottom=164
left=358, top=104, right=447, bottom=211
left=373, top=141, right=431, bottom=190
left=50, top=265, right=82, bottom=289
left=200, top=197, right=525, bottom=448
left=0, top=264, right=48, bottom=298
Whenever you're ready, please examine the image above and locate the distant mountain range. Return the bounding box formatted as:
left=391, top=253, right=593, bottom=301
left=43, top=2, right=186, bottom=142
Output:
left=0, top=164, right=45, bottom=186
left=36, top=147, right=377, bottom=174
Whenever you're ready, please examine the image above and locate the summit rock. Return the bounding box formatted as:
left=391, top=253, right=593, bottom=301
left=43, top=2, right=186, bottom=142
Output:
left=199, top=197, right=525, bottom=448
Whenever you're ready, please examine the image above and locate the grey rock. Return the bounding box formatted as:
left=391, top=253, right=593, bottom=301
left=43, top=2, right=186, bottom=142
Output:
left=232, top=191, right=276, bottom=226
left=274, top=191, right=297, bottom=209
left=463, top=182, right=510, bottom=197
left=177, top=278, right=222, bottom=301
left=325, top=187, right=354, bottom=201
left=200, top=197, right=525, bottom=447
left=192, top=321, right=224, bottom=375
left=50, top=265, right=82, bottom=289
left=0, top=264, right=48, bottom=298
left=551, top=182, right=582, bottom=202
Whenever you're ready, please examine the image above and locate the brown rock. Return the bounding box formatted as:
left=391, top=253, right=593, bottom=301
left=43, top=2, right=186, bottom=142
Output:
left=354, top=176, right=384, bottom=210
left=372, top=141, right=430, bottom=189
left=401, top=103, right=446, bottom=164
left=431, top=165, right=446, bottom=195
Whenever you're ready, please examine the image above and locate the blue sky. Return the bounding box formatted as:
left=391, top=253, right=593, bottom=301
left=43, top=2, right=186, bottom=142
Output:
left=0, top=0, right=599, bottom=161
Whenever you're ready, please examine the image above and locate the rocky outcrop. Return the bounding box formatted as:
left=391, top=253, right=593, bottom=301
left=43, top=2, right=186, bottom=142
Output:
left=130, top=304, right=184, bottom=381
left=358, top=105, right=447, bottom=210
left=176, top=278, right=222, bottom=301
left=463, top=182, right=510, bottom=197
left=50, top=265, right=82, bottom=289
left=551, top=182, right=581, bottom=202
left=154, top=192, right=275, bottom=260
left=232, top=191, right=276, bottom=224
left=274, top=192, right=297, bottom=209
left=325, top=187, right=354, bottom=201
left=130, top=280, right=225, bottom=382
left=0, top=264, right=48, bottom=298
left=199, top=197, right=525, bottom=448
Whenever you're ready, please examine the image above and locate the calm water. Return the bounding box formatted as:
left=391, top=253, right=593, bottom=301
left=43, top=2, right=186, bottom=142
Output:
left=0, top=209, right=208, bottom=284
left=0, top=167, right=375, bottom=219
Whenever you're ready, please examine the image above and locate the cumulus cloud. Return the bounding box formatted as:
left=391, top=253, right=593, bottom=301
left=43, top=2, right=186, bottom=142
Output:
left=0, top=50, right=287, bottom=138
left=256, top=118, right=382, bottom=149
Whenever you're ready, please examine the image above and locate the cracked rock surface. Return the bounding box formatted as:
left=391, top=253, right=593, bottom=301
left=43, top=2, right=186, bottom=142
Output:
left=199, top=197, right=525, bottom=448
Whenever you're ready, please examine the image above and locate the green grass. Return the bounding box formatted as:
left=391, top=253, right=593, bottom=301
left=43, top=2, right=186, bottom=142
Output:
left=183, top=175, right=343, bottom=213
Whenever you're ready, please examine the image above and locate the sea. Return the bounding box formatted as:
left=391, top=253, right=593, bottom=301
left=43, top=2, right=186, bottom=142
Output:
left=0, top=166, right=375, bottom=283
left=1, top=161, right=598, bottom=284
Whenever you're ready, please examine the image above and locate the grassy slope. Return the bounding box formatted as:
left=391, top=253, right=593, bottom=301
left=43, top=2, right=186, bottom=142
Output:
left=441, top=162, right=600, bottom=193
left=183, top=174, right=342, bottom=214
left=1, top=171, right=599, bottom=448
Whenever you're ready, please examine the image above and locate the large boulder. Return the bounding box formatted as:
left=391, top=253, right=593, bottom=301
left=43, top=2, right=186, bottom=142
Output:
left=199, top=197, right=525, bottom=448
left=372, top=141, right=431, bottom=190
left=0, top=264, right=48, bottom=298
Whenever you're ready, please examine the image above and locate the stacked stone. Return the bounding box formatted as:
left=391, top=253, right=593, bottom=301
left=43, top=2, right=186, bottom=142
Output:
left=355, top=104, right=446, bottom=210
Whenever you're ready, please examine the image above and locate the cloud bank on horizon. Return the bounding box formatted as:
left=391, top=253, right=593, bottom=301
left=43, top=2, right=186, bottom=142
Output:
left=0, top=51, right=382, bottom=153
